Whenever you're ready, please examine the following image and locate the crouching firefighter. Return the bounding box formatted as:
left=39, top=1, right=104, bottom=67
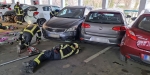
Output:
left=17, top=23, right=41, bottom=52
left=22, top=43, right=80, bottom=73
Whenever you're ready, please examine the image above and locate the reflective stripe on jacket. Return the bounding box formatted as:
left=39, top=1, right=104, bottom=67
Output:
left=59, top=44, right=79, bottom=59
left=14, top=5, right=23, bottom=15
left=23, top=24, right=41, bottom=37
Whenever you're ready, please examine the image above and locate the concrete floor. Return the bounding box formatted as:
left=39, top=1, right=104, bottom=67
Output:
left=0, top=22, right=150, bottom=75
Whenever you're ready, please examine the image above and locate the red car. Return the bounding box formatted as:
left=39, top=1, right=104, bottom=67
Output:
left=120, top=9, right=150, bottom=64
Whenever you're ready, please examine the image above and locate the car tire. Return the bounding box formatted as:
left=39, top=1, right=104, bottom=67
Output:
left=38, top=18, right=46, bottom=27
left=13, top=16, right=17, bottom=23
left=119, top=51, right=126, bottom=62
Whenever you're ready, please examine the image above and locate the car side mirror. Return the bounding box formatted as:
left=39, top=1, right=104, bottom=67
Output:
left=126, top=15, right=131, bottom=18
left=131, top=17, right=137, bottom=21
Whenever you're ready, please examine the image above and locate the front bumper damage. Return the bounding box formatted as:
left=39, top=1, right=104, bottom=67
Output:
left=42, top=28, right=76, bottom=41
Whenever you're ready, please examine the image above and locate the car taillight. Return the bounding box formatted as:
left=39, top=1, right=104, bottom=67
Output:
left=112, top=26, right=126, bottom=31
left=33, top=12, right=39, bottom=16
left=82, top=23, right=90, bottom=28
left=126, top=29, right=137, bottom=41
left=8, top=8, right=11, bottom=10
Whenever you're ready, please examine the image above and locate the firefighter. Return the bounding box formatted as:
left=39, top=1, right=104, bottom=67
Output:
left=17, top=23, right=41, bottom=51
left=22, top=43, right=80, bottom=73
left=14, top=2, right=24, bottom=25
left=0, top=23, right=14, bottom=30
left=50, top=9, right=59, bottom=18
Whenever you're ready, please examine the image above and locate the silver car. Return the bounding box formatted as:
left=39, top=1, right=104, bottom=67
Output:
left=80, top=9, right=127, bottom=44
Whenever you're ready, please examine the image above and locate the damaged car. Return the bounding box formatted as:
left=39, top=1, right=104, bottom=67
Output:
left=42, top=6, right=92, bottom=41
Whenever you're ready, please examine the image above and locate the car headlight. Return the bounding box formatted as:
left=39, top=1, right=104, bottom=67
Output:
left=65, top=27, right=77, bottom=32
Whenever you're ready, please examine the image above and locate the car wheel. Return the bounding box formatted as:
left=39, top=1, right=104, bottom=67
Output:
left=38, top=18, right=46, bottom=27
left=119, top=51, right=127, bottom=62
left=13, top=16, right=17, bottom=23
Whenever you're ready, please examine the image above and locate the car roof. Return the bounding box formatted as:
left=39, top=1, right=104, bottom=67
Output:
left=90, top=9, right=123, bottom=13
left=34, top=5, right=59, bottom=7
left=64, top=6, right=88, bottom=8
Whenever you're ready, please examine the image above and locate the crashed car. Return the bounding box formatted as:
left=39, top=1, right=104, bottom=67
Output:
left=42, top=6, right=92, bottom=41
left=3, top=4, right=29, bottom=23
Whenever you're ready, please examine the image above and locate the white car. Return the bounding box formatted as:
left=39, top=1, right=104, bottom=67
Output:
left=0, top=3, right=27, bottom=20
left=24, top=5, right=61, bottom=27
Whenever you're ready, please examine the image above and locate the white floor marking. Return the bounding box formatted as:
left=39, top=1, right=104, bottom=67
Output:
left=84, top=46, right=112, bottom=63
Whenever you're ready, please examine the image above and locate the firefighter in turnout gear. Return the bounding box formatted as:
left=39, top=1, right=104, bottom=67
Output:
left=14, top=2, right=24, bottom=25
left=17, top=23, right=41, bottom=51
left=22, top=43, right=80, bottom=73
left=0, top=23, right=15, bottom=30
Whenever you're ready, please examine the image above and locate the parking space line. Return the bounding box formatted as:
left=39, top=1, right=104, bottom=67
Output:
left=84, top=46, right=112, bottom=63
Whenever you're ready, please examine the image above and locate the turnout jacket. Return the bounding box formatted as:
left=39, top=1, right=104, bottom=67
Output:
left=20, top=24, right=41, bottom=38
left=14, top=4, right=23, bottom=15
left=54, top=43, right=80, bottom=59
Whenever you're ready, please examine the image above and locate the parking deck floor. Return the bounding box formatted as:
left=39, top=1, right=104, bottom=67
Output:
left=0, top=22, right=150, bottom=75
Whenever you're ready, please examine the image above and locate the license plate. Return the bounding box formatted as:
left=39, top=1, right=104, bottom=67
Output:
left=90, top=37, right=109, bottom=43
left=50, top=33, right=60, bottom=38
left=143, top=54, right=150, bottom=61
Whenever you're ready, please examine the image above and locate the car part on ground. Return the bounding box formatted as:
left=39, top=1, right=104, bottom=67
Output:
left=42, top=6, right=92, bottom=42
left=120, top=9, right=150, bottom=65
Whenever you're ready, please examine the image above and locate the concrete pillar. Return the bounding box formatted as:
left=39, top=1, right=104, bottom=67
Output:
left=102, top=0, right=108, bottom=9
left=12, top=0, right=15, bottom=3
left=78, top=0, right=83, bottom=6
left=48, top=0, right=52, bottom=5
left=138, top=0, right=147, bottom=15
left=61, top=0, right=65, bottom=8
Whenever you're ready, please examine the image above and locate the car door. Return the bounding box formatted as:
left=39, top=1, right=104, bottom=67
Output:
left=42, top=6, right=51, bottom=20
left=83, top=12, right=125, bottom=38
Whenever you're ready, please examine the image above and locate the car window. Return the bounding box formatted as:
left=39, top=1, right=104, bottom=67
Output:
left=43, top=6, right=51, bottom=11
left=28, top=6, right=38, bottom=11
left=56, top=8, right=84, bottom=19
left=138, top=16, right=150, bottom=32
left=51, top=6, right=60, bottom=11
left=85, top=12, right=124, bottom=24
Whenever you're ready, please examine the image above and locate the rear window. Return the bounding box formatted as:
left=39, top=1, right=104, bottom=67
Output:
left=85, top=12, right=124, bottom=24
left=28, top=6, right=38, bottom=11
left=43, top=6, right=51, bottom=11
left=137, top=16, right=150, bottom=32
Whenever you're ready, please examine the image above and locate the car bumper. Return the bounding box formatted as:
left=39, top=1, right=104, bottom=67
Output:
left=42, top=28, right=76, bottom=41
left=80, top=33, right=120, bottom=44
left=24, top=16, right=37, bottom=24
left=120, top=37, right=150, bottom=64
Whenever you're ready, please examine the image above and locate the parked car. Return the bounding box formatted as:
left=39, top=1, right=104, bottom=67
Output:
left=3, top=4, right=30, bottom=23
left=0, top=4, right=10, bottom=20
left=24, top=5, right=61, bottom=26
left=42, top=6, right=92, bottom=41
left=80, top=9, right=127, bottom=44
left=120, top=9, right=150, bottom=64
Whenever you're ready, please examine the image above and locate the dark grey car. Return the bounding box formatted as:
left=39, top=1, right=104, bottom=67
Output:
left=42, top=6, right=92, bottom=41
left=80, top=9, right=127, bottom=44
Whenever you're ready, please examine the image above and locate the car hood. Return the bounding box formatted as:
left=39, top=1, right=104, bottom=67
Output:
left=46, top=17, right=81, bottom=28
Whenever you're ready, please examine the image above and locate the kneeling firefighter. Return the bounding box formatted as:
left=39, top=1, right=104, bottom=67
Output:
left=17, top=23, right=41, bottom=52
left=22, top=43, right=80, bottom=73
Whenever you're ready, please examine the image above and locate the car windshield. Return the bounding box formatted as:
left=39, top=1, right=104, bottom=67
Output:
left=21, top=5, right=29, bottom=10
left=56, top=8, right=84, bottom=19
left=138, top=16, right=150, bottom=32
left=85, top=12, right=124, bottom=24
